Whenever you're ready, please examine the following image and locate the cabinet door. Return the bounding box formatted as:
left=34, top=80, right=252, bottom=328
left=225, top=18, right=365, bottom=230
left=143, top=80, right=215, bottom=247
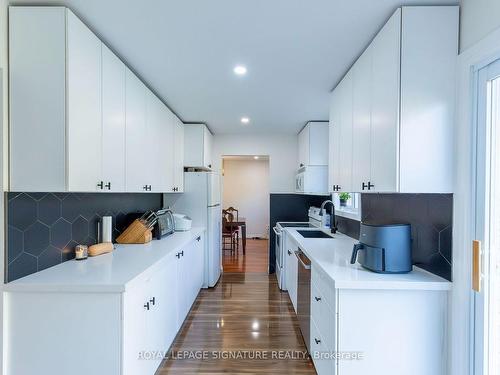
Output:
left=298, top=125, right=309, bottom=168
left=125, top=69, right=149, bottom=192
left=173, top=117, right=185, bottom=192
left=176, top=250, right=189, bottom=329
left=338, top=72, right=354, bottom=192
left=102, top=45, right=126, bottom=192
left=329, top=91, right=342, bottom=192
left=149, top=258, right=178, bottom=363
left=309, top=123, right=329, bottom=166
left=123, top=285, right=148, bottom=375
left=203, top=126, right=213, bottom=169
left=9, top=7, right=67, bottom=192
left=370, top=9, right=401, bottom=192
left=351, top=49, right=372, bottom=193
left=147, top=92, right=172, bottom=192
left=66, top=12, right=102, bottom=192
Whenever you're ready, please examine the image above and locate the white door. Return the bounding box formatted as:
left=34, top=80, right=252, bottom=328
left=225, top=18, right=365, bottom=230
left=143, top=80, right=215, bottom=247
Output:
left=125, top=69, right=149, bottom=192
left=351, top=48, right=372, bottom=193
left=370, top=9, right=400, bottom=193
left=474, top=58, right=500, bottom=375
left=66, top=12, right=102, bottom=191
left=101, top=44, right=126, bottom=192
left=173, top=117, right=185, bottom=192
left=208, top=205, right=221, bottom=287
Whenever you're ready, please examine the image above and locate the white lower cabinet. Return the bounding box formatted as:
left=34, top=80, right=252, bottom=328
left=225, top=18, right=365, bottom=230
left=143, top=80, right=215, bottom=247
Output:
left=176, top=234, right=204, bottom=328
left=5, top=232, right=205, bottom=375
left=310, top=264, right=448, bottom=375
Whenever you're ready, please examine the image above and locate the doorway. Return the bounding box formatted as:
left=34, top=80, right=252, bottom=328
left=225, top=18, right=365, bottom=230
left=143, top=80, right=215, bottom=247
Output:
left=473, top=58, right=500, bottom=375
left=221, top=155, right=270, bottom=273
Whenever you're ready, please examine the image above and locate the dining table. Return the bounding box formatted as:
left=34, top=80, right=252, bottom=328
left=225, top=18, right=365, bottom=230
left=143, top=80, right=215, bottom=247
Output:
left=226, top=217, right=247, bottom=254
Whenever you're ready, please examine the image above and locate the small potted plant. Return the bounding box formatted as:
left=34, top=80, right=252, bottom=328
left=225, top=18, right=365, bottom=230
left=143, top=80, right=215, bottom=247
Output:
left=339, top=192, right=351, bottom=207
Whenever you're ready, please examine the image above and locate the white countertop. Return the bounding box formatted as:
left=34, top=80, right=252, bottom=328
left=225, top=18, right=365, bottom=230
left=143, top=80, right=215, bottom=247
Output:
left=284, top=228, right=451, bottom=291
left=4, top=227, right=205, bottom=293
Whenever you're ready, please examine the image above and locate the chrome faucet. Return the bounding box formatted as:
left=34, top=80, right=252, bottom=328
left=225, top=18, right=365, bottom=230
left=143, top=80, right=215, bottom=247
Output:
left=319, top=200, right=338, bottom=234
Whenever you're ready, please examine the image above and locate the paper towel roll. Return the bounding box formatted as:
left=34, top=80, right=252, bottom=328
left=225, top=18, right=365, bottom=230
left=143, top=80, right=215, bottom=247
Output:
left=101, top=216, right=113, bottom=243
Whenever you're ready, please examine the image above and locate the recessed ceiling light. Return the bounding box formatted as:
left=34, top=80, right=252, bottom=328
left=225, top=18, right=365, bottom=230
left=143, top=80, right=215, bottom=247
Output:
left=241, top=117, right=250, bottom=124
left=234, top=65, right=247, bottom=75
left=254, top=156, right=259, bottom=160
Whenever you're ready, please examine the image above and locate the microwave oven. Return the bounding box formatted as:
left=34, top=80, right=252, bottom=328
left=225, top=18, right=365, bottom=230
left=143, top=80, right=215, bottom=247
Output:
left=295, top=166, right=328, bottom=194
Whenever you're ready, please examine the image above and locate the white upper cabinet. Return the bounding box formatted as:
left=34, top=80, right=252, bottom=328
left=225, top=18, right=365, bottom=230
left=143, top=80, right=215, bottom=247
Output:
left=370, top=10, right=401, bottom=193
left=173, top=117, right=185, bottom=192
left=125, top=69, right=149, bottom=192
left=329, top=6, right=458, bottom=193
left=184, top=123, right=213, bottom=169
left=66, top=11, right=102, bottom=192
left=298, top=122, right=329, bottom=168
left=9, top=7, right=67, bottom=191
left=9, top=6, right=183, bottom=193
left=102, top=44, right=126, bottom=192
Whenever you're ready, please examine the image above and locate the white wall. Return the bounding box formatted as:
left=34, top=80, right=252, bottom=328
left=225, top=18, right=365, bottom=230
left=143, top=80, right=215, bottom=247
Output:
left=212, top=134, right=297, bottom=193
left=222, top=159, right=269, bottom=238
left=460, top=0, right=500, bottom=52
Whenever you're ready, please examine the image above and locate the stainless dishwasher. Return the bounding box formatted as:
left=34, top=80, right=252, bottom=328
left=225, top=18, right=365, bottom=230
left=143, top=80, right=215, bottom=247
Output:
left=295, top=248, right=311, bottom=353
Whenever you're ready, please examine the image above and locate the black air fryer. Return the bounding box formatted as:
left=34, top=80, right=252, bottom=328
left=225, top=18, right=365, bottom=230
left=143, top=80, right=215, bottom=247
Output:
left=350, top=223, right=412, bottom=274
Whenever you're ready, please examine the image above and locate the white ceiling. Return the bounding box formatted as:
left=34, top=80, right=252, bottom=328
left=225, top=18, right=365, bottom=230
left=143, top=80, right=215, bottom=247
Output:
left=13, top=0, right=457, bottom=134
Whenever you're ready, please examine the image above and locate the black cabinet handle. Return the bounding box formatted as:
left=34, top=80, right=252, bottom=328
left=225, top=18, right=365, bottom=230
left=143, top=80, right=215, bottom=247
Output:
left=287, top=250, right=292, bottom=255
left=149, top=297, right=155, bottom=306
left=105, top=182, right=111, bottom=190
left=300, top=163, right=304, bottom=167
left=176, top=252, right=181, bottom=259
left=144, top=302, right=150, bottom=311
left=97, top=181, right=104, bottom=189
left=315, top=338, right=321, bottom=345
left=143, top=185, right=148, bottom=191
left=315, top=296, right=322, bottom=302
left=196, top=236, right=201, bottom=241
left=368, top=181, right=375, bottom=190
left=208, top=164, right=212, bottom=168
left=148, top=185, right=152, bottom=191
left=180, top=250, right=184, bottom=257
left=362, top=182, right=367, bottom=190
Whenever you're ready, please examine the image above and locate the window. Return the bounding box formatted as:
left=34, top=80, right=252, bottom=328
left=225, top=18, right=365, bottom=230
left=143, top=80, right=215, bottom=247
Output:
left=333, top=192, right=361, bottom=221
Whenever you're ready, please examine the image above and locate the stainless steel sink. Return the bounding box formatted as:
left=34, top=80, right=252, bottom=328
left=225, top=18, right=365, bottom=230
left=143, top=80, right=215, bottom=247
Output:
left=297, top=230, right=333, bottom=239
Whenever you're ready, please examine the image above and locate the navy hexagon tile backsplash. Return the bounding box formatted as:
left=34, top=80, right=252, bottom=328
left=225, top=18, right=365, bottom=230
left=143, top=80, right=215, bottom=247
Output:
left=361, top=193, right=453, bottom=281
left=6, top=192, right=162, bottom=282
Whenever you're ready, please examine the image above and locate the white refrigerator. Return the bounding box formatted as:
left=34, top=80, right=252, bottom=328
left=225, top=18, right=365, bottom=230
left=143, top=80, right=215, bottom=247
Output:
left=164, top=172, right=222, bottom=287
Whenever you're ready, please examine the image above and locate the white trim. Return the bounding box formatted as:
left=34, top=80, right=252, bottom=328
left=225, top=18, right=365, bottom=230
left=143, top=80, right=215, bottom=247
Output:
left=452, top=26, right=500, bottom=375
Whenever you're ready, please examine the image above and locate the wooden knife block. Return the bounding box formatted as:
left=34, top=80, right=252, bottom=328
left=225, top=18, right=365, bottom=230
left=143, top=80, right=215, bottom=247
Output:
left=116, top=219, right=153, bottom=244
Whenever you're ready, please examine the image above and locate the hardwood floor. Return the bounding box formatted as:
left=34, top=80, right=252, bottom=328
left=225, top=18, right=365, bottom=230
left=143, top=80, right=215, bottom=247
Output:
left=157, top=272, right=316, bottom=374
left=222, top=239, right=269, bottom=273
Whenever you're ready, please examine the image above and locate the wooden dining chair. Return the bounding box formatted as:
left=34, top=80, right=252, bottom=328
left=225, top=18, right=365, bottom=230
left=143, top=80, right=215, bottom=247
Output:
left=222, top=210, right=238, bottom=254
left=225, top=207, right=240, bottom=248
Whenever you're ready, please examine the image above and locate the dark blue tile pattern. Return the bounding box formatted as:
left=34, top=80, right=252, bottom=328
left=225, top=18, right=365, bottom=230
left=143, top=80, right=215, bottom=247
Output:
left=6, top=192, right=162, bottom=282
left=361, top=193, right=453, bottom=281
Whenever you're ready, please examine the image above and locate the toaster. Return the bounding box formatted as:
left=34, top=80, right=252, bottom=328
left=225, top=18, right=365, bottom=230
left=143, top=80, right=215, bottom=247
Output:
left=173, top=213, right=192, bottom=231
left=350, top=222, right=412, bottom=274
left=153, top=209, right=175, bottom=239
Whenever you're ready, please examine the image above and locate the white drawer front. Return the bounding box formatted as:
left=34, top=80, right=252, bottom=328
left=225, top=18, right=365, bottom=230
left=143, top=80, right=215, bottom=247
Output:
left=310, top=318, right=336, bottom=375
left=312, top=264, right=335, bottom=310
left=311, top=281, right=336, bottom=350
